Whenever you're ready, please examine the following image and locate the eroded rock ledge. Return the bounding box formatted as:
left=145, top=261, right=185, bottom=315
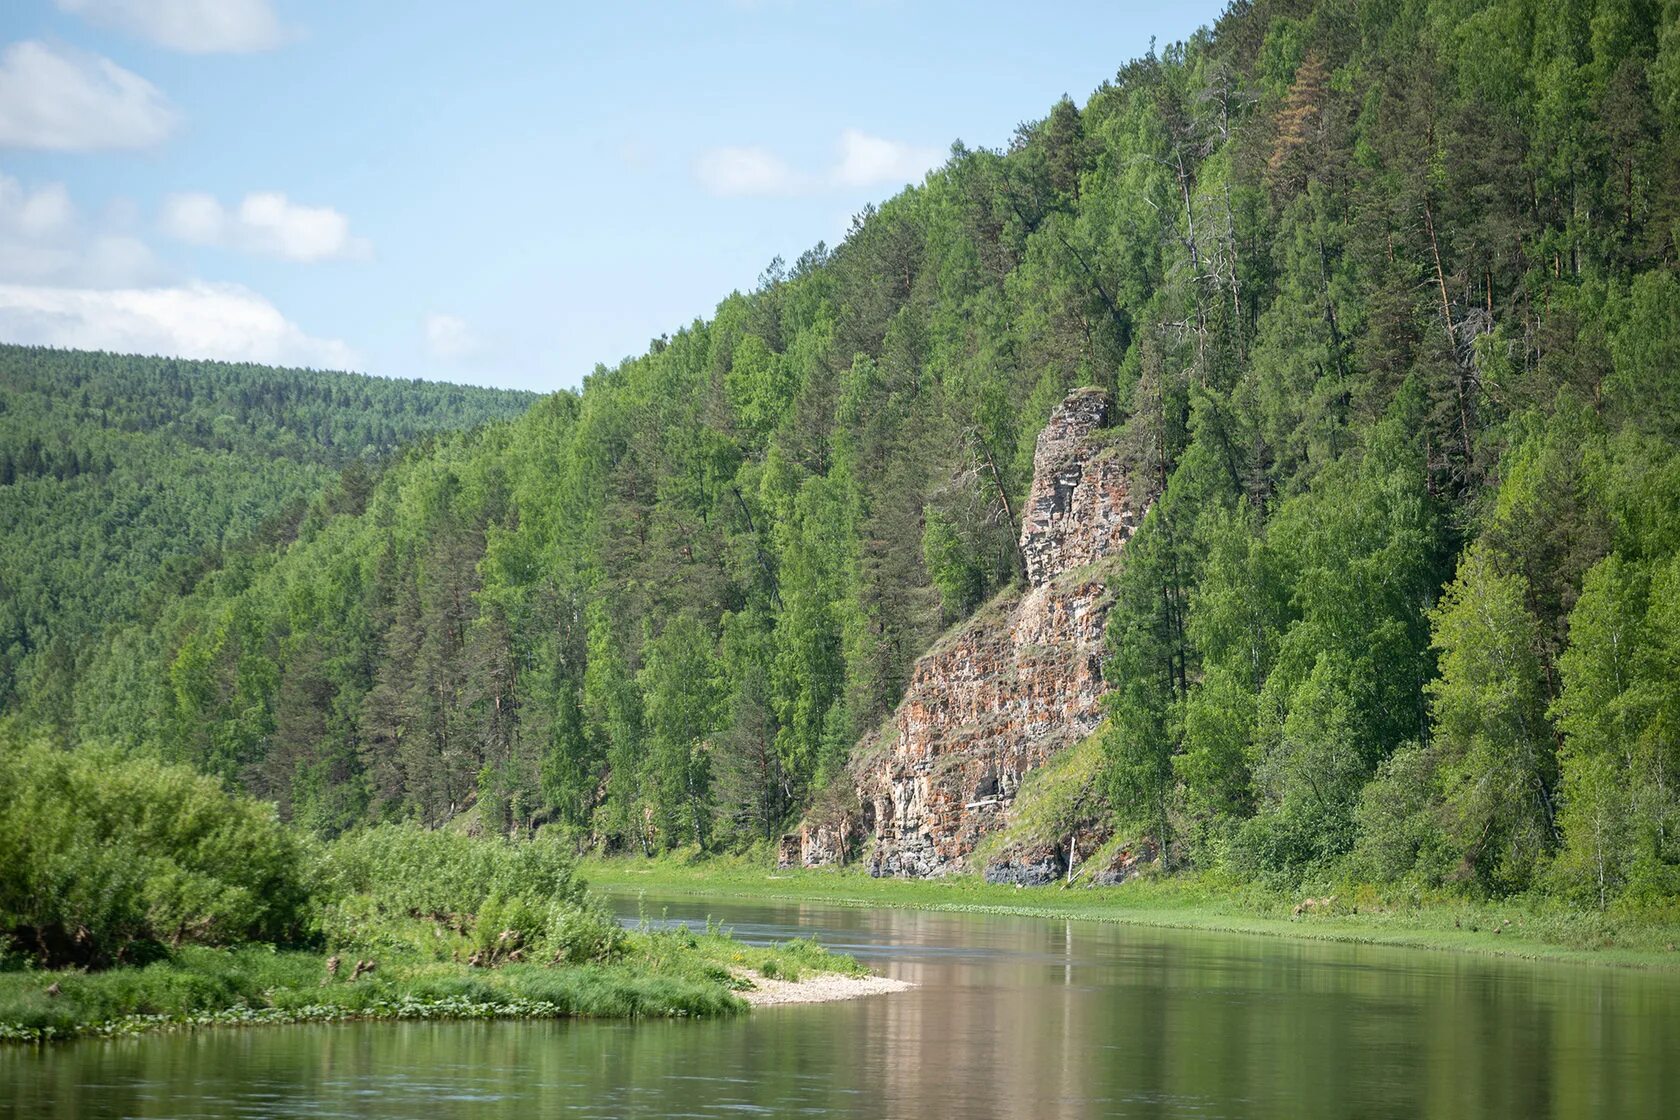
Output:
left=786, top=388, right=1142, bottom=877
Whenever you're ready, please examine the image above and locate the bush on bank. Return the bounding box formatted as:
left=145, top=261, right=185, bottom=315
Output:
left=0, top=731, right=310, bottom=968
left=0, top=733, right=859, bottom=1042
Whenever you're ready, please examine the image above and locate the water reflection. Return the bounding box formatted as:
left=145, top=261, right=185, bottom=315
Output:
left=4, top=892, right=1676, bottom=1119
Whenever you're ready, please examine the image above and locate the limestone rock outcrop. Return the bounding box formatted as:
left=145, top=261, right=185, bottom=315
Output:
left=786, top=388, right=1141, bottom=876
left=982, top=842, right=1068, bottom=886
left=1019, top=388, right=1132, bottom=585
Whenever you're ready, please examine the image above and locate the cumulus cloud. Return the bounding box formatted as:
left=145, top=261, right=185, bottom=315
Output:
left=0, top=172, right=160, bottom=287
left=56, top=0, right=286, bottom=54
left=0, top=41, right=177, bottom=151
left=832, top=128, right=944, bottom=189
left=0, top=281, right=357, bottom=368
left=0, top=175, right=355, bottom=369
left=694, top=129, right=944, bottom=198
left=159, top=191, right=371, bottom=262
left=6, top=181, right=73, bottom=238
left=423, top=312, right=478, bottom=361
left=694, top=146, right=806, bottom=198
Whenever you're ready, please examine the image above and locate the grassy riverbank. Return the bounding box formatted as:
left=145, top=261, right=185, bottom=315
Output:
left=0, top=928, right=860, bottom=1043
left=0, top=739, right=864, bottom=1043
left=583, top=855, right=1680, bottom=970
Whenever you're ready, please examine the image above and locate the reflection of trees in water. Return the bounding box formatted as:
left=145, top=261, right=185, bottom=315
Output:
left=5, top=904, right=1677, bottom=1118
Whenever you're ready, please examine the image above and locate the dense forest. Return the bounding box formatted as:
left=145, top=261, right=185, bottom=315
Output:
left=16, top=0, right=1680, bottom=910
left=0, top=346, right=534, bottom=719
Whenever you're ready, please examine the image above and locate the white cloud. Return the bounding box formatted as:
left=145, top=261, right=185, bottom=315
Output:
left=0, top=41, right=177, bottom=151
left=832, top=128, right=943, bottom=188
left=0, top=172, right=160, bottom=287
left=0, top=175, right=354, bottom=368
left=160, top=191, right=371, bottom=262
left=10, top=181, right=73, bottom=238
left=0, top=280, right=357, bottom=368
left=56, top=0, right=286, bottom=54
left=1, top=233, right=159, bottom=288
left=423, top=312, right=477, bottom=361
left=694, top=129, right=943, bottom=198
left=695, top=146, right=807, bottom=198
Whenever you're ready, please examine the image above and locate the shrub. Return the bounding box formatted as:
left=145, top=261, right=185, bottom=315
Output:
left=544, top=899, right=626, bottom=964
left=312, top=823, right=623, bottom=965
left=0, top=732, right=311, bottom=967
left=313, top=823, right=588, bottom=920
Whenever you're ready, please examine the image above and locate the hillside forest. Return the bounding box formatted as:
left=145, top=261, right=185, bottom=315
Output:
left=0, top=346, right=534, bottom=718
left=13, top=0, right=1680, bottom=911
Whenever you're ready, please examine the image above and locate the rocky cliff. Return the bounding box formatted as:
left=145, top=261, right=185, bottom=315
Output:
left=788, top=387, right=1141, bottom=876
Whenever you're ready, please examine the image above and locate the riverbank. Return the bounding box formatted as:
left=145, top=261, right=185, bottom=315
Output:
left=735, top=970, right=913, bottom=1006
left=582, top=856, right=1680, bottom=970
left=0, top=747, right=884, bottom=1044
left=0, top=922, right=870, bottom=1043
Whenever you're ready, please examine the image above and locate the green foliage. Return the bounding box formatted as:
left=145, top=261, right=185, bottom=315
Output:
left=0, top=346, right=533, bottom=719
left=1607, top=270, right=1680, bottom=435
left=1075, top=0, right=1680, bottom=908
left=309, top=821, right=626, bottom=967
left=921, top=508, right=987, bottom=619
left=1552, top=547, right=1680, bottom=906
left=1346, top=743, right=1453, bottom=886
left=0, top=812, right=876, bottom=1041
left=315, top=822, right=586, bottom=918
left=637, top=616, right=726, bottom=849
left=1101, top=506, right=1187, bottom=863
left=7, top=0, right=1680, bottom=920
left=0, top=731, right=310, bottom=967
left=0, top=938, right=766, bottom=1042
left=1427, top=548, right=1558, bottom=893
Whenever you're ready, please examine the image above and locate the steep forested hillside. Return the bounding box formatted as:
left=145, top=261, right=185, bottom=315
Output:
left=53, top=0, right=1680, bottom=906
left=0, top=346, right=535, bottom=717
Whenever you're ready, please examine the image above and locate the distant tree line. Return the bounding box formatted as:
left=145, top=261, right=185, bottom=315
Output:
left=0, top=345, right=534, bottom=718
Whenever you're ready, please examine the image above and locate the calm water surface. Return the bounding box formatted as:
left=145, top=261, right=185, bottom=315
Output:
left=4, top=891, right=1678, bottom=1119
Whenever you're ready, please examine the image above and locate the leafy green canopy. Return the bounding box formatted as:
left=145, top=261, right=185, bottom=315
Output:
left=0, top=345, right=535, bottom=717
left=26, top=0, right=1680, bottom=912
left=1090, top=0, right=1680, bottom=907
left=0, top=731, right=626, bottom=971
left=0, top=730, right=310, bottom=967
left=313, top=822, right=625, bottom=966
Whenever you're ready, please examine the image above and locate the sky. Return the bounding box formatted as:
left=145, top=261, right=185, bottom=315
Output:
left=0, top=0, right=1228, bottom=393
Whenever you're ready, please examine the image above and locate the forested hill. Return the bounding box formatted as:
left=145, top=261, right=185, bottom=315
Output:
left=53, top=0, right=1680, bottom=906
left=0, top=346, right=536, bottom=716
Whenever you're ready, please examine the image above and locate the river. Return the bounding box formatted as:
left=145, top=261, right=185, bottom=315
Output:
left=4, top=891, right=1677, bottom=1118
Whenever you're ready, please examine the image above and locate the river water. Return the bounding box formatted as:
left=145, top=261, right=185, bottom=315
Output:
left=4, top=891, right=1677, bottom=1118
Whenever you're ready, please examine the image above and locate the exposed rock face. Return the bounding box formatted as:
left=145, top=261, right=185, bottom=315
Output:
left=983, top=843, right=1066, bottom=886
left=1019, top=388, right=1132, bottom=586
left=776, top=834, right=802, bottom=869
left=1090, top=839, right=1158, bottom=886
left=793, top=388, right=1141, bottom=876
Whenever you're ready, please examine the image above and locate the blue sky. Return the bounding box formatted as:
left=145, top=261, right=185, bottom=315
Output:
left=0, top=1, right=1227, bottom=392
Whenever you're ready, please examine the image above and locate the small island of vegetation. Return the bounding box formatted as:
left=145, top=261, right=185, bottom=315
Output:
left=0, top=732, right=865, bottom=1043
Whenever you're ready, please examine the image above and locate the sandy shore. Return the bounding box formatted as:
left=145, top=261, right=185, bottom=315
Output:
left=735, top=970, right=913, bottom=1007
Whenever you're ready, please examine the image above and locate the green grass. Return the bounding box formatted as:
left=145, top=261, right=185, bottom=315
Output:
left=581, top=854, right=1680, bottom=971
left=0, top=922, right=861, bottom=1043
left=968, top=732, right=1107, bottom=871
